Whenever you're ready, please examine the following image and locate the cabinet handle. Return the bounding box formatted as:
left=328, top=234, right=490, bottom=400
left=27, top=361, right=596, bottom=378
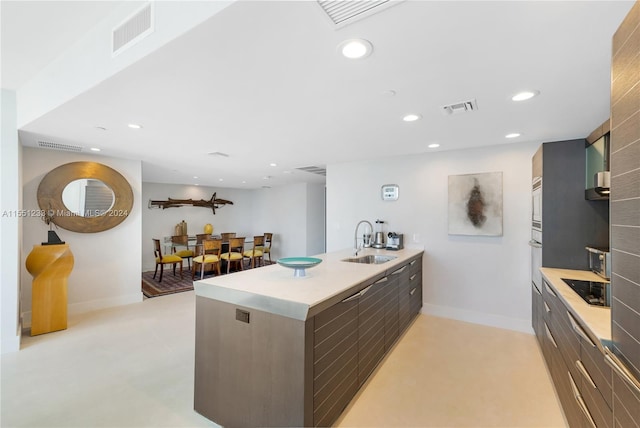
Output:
left=529, top=240, right=542, bottom=248
left=543, top=302, right=551, bottom=314
left=568, top=371, right=597, bottom=428
left=341, top=292, right=361, bottom=303
left=410, top=274, right=417, bottom=281
left=410, top=260, right=416, bottom=266
left=533, top=283, right=542, bottom=296
left=391, top=265, right=407, bottom=275
left=604, top=347, right=640, bottom=395
left=567, top=311, right=595, bottom=348
left=544, top=323, right=557, bottom=349
left=359, top=284, right=375, bottom=297
left=375, top=277, right=389, bottom=284
left=409, top=288, right=416, bottom=296
left=576, top=360, right=597, bottom=389
left=543, top=281, right=557, bottom=298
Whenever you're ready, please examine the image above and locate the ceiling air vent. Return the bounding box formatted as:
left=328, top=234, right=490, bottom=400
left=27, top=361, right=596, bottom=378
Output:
left=38, top=141, right=83, bottom=152
left=208, top=151, right=230, bottom=158
left=317, top=0, right=402, bottom=28
left=296, top=166, right=327, bottom=176
left=112, top=2, right=154, bottom=56
left=441, top=98, right=479, bottom=115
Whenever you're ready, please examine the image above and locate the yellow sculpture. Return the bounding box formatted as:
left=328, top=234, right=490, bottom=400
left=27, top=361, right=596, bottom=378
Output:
left=25, top=244, right=74, bottom=336
left=204, top=223, right=213, bottom=234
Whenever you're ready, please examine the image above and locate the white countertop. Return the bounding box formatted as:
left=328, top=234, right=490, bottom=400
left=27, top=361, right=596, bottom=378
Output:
left=540, top=267, right=611, bottom=348
left=194, top=247, right=423, bottom=320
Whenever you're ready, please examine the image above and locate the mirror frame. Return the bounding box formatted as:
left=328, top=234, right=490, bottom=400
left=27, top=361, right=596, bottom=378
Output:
left=37, top=162, right=133, bottom=233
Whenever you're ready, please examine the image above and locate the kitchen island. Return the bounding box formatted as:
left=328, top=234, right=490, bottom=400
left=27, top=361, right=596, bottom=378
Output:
left=193, top=247, right=424, bottom=427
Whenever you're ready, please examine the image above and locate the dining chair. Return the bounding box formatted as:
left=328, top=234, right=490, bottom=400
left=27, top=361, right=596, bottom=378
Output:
left=192, top=239, right=222, bottom=279
left=153, top=238, right=183, bottom=282
left=262, top=233, right=273, bottom=264
left=220, top=237, right=245, bottom=274
left=171, top=235, right=194, bottom=270
left=243, top=235, right=264, bottom=268
left=221, top=232, right=236, bottom=242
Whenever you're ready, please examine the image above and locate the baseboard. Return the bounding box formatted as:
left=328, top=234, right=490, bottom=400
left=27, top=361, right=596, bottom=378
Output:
left=21, top=293, right=143, bottom=329
left=421, top=303, right=534, bottom=335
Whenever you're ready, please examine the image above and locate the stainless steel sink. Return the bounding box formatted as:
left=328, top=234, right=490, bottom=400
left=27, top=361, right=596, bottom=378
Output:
left=342, top=255, right=397, bottom=264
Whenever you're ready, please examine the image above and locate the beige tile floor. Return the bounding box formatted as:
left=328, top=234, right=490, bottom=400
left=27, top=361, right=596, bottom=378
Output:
left=1, top=291, right=567, bottom=427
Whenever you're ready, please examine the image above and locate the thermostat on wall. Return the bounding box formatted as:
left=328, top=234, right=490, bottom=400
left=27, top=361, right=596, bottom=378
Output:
left=381, top=184, right=399, bottom=201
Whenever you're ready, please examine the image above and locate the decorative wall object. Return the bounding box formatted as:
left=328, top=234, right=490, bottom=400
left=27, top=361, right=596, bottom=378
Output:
left=37, top=162, right=133, bottom=233
left=448, top=172, right=503, bottom=236
left=148, top=192, right=233, bottom=214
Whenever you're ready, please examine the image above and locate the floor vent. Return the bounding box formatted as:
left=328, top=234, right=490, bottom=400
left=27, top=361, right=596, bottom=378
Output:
left=296, top=166, right=327, bottom=176
left=317, top=0, right=401, bottom=28
left=38, top=141, right=83, bottom=152
left=112, top=2, right=154, bottom=56
left=441, top=98, right=479, bottom=115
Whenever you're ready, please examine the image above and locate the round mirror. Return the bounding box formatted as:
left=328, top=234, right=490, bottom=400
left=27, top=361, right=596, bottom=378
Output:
left=37, top=162, right=133, bottom=233
left=62, top=179, right=115, bottom=217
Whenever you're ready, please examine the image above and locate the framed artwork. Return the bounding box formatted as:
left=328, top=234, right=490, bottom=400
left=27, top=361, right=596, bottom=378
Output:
left=448, top=171, right=503, bottom=236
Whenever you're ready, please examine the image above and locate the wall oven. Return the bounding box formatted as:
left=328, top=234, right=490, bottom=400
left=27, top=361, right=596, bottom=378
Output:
left=530, top=177, right=543, bottom=290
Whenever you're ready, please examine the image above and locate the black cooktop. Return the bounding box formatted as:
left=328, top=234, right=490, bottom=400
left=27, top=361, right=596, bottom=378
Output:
left=561, top=278, right=611, bottom=307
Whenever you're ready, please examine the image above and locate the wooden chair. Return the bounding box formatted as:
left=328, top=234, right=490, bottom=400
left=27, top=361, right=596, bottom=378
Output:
left=153, top=239, right=183, bottom=282
left=243, top=235, right=264, bottom=268
left=171, top=235, right=194, bottom=270
left=193, top=239, right=222, bottom=279
left=262, top=233, right=273, bottom=264
left=221, top=232, right=236, bottom=242
left=220, top=237, right=245, bottom=274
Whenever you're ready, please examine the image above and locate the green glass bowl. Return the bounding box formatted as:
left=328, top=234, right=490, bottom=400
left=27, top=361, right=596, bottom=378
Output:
left=277, top=257, right=322, bottom=277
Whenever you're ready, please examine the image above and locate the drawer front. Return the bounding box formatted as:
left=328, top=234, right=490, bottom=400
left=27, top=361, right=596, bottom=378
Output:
left=543, top=281, right=581, bottom=380
left=581, top=340, right=613, bottom=410
left=612, top=366, right=640, bottom=428
left=579, top=364, right=613, bottom=428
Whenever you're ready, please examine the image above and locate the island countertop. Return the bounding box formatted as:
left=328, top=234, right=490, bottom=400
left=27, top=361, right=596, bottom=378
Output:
left=194, top=247, right=424, bottom=320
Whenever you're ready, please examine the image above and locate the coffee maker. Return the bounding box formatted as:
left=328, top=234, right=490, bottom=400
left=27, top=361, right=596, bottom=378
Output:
left=386, top=232, right=404, bottom=250
left=372, top=219, right=385, bottom=249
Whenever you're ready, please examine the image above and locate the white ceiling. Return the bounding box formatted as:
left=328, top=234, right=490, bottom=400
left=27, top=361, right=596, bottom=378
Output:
left=3, top=1, right=634, bottom=189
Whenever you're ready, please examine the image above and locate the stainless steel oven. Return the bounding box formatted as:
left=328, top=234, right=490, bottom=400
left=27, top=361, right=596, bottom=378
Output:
left=530, top=176, right=543, bottom=290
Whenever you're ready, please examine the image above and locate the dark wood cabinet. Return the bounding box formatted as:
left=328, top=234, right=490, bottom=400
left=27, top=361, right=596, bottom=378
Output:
left=537, top=278, right=614, bottom=427
left=357, top=276, right=390, bottom=386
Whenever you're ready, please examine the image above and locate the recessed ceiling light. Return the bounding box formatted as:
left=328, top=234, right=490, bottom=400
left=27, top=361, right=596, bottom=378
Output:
left=428, top=143, right=440, bottom=149
left=218, top=178, right=224, bottom=182
left=193, top=176, right=198, bottom=179
left=128, top=123, right=142, bottom=129
left=90, top=147, right=101, bottom=152
left=403, top=114, right=422, bottom=122
left=338, top=39, right=373, bottom=59
left=270, top=163, right=277, bottom=167
left=194, top=184, right=199, bottom=186
left=505, top=133, right=521, bottom=139
left=511, top=90, right=539, bottom=101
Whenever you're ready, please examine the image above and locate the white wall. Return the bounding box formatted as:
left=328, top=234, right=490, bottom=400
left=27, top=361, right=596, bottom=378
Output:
left=1, top=89, right=22, bottom=353
left=21, top=148, right=142, bottom=325
left=142, top=181, right=327, bottom=270
left=327, top=141, right=540, bottom=333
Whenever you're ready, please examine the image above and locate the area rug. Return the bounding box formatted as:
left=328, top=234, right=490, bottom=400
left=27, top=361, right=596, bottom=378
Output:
left=141, top=261, right=273, bottom=298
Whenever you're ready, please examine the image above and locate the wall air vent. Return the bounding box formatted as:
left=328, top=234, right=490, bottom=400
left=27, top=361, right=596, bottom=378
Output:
left=441, top=98, right=479, bottom=115
left=208, top=151, right=230, bottom=158
left=112, top=2, right=154, bottom=56
left=296, top=166, right=327, bottom=176
left=38, top=141, right=83, bottom=152
left=317, top=0, right=402, bottom=28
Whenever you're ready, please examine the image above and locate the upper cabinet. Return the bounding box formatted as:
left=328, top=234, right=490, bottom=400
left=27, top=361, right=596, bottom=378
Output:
left=585, top=119, right=611, bottom=201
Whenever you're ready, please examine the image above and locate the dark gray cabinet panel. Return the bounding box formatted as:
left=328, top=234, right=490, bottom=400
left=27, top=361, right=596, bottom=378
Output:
left=538, top=139, right=610, bottom=270
left=313, top=295, right=359, bottom=427
left=357, top=276, right=389, bottom=386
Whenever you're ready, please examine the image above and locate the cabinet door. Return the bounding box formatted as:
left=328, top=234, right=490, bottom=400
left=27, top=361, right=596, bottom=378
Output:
left=358, top=276, right=389, bottom=386
left=312, top=292, right=359, bottom=427
left=532, top=282, right=543, bottom=347
left=383, top=273, right=399, bottom=350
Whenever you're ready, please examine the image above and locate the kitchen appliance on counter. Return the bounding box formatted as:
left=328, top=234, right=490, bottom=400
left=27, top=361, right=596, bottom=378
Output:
left=586, top=246, right=611, bottom=280
left=373, top=219, right=385, bottom=249
left=386, top=233, right=404, bottom=250
left=561, top=278, right=611, bottom=307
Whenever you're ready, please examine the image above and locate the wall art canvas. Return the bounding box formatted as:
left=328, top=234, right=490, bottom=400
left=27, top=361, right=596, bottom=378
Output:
left=448, top=172, right=503, bottom=236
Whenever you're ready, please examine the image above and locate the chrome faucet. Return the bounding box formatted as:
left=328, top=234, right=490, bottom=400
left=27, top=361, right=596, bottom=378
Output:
left=354, top=220, right=373, bottom=256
